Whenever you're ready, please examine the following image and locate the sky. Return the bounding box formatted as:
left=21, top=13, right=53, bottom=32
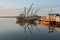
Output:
left=0, top=0, right=60, bottom=15
left=0, top=0, right=60, bottom=8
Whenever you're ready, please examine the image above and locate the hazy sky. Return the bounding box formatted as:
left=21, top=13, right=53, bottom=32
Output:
left=0, top=0, right=60, bottom=8
left=0, top=0, right=60, bottom=15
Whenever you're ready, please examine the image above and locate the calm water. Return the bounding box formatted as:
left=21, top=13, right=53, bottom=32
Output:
left=0, top=18, right=60, bottom=40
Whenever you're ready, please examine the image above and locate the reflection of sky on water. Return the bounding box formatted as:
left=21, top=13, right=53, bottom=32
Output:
left=0, top=18, right=60, bottom=40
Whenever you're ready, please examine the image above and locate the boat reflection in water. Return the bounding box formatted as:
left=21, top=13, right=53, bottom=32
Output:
left=41, top=24, right=60, bottom=33
left=16, top=20, right=60, bottom=35
left=16, top=20, right=40, bottom=35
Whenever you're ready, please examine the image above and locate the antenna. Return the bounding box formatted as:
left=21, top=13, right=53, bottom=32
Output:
left=33, top=8, right=40, bottom=16
left=24, top=7, right=26, bottom=17
left=27, top=3, right=33, bottom=14
left=31, top=9, right=33, bottom=16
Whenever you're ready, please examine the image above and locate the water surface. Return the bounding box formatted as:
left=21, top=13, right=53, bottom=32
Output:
left=0, top=18, right=60, bottom=40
